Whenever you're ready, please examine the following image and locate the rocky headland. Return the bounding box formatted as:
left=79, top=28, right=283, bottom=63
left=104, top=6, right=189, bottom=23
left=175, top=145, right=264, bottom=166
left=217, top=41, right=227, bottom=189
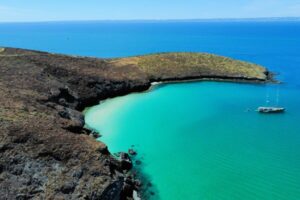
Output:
left=0, top=47, right=272, bottom=199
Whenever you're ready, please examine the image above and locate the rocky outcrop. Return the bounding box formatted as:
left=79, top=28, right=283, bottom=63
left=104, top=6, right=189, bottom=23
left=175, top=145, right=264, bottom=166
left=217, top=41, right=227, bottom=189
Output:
left=0, top=47, right=272, bottom=199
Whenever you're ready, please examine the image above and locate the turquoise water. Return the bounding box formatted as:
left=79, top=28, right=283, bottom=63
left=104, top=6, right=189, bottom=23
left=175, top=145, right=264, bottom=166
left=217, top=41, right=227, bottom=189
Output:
left=1, top=21, right=300, bottom=199
left=85, top=82, right=300, bottom=200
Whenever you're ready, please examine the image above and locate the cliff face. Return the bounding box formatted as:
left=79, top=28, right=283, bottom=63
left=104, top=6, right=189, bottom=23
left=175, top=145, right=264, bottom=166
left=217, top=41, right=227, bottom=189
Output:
left=0, top=48, right=271, bottom=199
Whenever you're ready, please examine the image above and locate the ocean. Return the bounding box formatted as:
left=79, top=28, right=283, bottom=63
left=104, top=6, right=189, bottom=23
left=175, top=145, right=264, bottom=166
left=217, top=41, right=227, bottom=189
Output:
left=1, top=21, right=300, bottom=199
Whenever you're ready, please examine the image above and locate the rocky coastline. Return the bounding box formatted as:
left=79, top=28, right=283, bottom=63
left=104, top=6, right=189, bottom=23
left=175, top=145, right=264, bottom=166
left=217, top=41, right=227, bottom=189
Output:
left=0, top=47, right=272, bottom=199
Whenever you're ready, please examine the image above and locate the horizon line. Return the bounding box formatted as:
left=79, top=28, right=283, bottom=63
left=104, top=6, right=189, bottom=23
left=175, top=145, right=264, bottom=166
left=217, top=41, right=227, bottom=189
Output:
left=0, top=16, right=300, bottom=24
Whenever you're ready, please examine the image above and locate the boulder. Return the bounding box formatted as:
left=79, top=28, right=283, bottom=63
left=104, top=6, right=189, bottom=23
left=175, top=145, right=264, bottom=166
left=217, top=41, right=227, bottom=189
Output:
left=120, top=153, right=133, bottom=171
left=128, top=149, right=137, bottom=156
left=135, top=160, right=142, bottom=165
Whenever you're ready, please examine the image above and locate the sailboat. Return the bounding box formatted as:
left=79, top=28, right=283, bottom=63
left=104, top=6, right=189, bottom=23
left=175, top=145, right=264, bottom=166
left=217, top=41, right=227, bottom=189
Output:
left=257, top=86, right=285, bottom=113
left=257, top=106, right=285, bottom=113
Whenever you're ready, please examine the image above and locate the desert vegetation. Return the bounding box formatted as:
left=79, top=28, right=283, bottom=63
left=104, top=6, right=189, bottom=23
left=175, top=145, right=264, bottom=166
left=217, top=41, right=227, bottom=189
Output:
left=111, top=52, right=267, bottom=80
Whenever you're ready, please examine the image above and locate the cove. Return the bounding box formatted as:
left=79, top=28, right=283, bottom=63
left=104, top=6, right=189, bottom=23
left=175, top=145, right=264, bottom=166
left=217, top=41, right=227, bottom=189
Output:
left=85, top=81, right=300, bottom=200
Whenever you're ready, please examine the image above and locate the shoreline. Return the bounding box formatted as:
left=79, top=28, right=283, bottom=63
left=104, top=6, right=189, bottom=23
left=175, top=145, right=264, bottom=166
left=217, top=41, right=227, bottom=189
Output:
left=83, top=75, right=274, bottom=110
left=0, top=47, right=273, bottom=199
left=83, top=74, right=277, bottom=199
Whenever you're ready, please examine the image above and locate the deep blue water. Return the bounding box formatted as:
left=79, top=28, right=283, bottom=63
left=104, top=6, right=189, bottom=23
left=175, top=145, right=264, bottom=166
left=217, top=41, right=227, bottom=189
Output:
left=1, top=21, right=300, bottom=199
left=1, top=21, right=300, bottom=82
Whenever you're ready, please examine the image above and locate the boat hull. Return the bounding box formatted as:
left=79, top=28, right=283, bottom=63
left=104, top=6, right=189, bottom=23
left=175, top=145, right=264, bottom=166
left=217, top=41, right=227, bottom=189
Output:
left=257, top=107, right=285, bottom=113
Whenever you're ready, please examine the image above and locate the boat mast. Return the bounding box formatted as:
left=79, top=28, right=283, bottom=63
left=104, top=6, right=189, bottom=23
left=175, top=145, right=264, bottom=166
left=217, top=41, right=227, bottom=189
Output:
left=276, top=86, right=280, bottom=106
left=266, top=87, right=270, bottom=106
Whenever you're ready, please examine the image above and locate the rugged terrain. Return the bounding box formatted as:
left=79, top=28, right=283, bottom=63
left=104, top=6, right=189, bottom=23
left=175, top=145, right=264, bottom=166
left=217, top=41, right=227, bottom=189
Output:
left=0, top=47, right=271, bottom=200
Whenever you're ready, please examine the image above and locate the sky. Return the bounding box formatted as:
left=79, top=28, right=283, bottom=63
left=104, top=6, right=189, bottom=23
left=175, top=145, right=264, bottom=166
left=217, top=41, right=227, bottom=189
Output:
left=0, top=0, right=300, bottom=22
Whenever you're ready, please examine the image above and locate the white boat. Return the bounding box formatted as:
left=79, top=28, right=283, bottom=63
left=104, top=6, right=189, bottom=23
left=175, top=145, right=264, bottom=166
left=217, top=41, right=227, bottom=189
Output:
left=257, top=107, right=285, bottom=113
left=258, top=86, right=285, bottom=113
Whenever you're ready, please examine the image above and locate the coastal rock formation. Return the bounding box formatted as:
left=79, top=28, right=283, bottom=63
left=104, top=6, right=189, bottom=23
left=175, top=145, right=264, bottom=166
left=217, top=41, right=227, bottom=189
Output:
left=128, top=149, right=137, bottom=156
left=0, top=47, right=271, bottom=199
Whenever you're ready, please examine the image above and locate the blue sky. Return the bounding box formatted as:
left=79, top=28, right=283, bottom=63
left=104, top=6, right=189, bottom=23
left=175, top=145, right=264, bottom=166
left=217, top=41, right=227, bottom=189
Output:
left=0, top=0, right=300, bottom=22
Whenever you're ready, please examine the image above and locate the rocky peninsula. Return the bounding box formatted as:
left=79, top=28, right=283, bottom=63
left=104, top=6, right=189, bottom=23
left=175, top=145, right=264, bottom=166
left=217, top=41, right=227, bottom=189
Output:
left=0, top=47, right=272, bottom=199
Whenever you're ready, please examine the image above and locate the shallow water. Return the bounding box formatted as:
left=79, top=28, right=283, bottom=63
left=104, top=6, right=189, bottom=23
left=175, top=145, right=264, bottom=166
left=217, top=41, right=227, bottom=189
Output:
left=1, top=20, right=300, bottom=199
left=85, top=81, right=300, bottom=200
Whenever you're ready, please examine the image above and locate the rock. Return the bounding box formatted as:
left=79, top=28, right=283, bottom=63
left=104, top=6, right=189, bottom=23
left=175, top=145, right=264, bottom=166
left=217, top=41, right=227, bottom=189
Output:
left=80, top=127, right=92, bottom=135
left=109, top=153, right=133, bottom=172
left=58, top=98, right=67, bottom=105
left=56, top=106, right=85, bottom=133
left=47, top=87, right=78, bottom=108
left=72, top=168, right=83, bottom=179
left=10, top=164, right=23, bottom=175
left=99, top=180, right=124, bottom=200
left=16, top=193, right=33, bottom=200
left=121, top=182, right=134, bottom=198
left=114, top=152, right=121, bottom=157
left=0, top=143, right=13, bottom=153
left=120, top=153, right=133, bottom=171
left=133, top=190, right=141, bottom=200
left=134, top=179, right=142, bottom=188
left=128, top=149, right=137, bottom=156
left=95, top=144, right=109, bottom=155
left=90, top=170, right=101, bottom=177
left=121, top=177, right=143, bottom=200
left=92, top=131, right=101, bottom=139
left=131, top=170, right=137, bottom=178
left=135, top=160, right=142, bottom=165
left=30, top=187, right=44, bottom=195
left=120, top=153, right=130, bottom=160
left=147, top=182, right=152, bottom=187
left=61, top=182, right=76, bottom=194
left=109, top=152, right=133, bottom=171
